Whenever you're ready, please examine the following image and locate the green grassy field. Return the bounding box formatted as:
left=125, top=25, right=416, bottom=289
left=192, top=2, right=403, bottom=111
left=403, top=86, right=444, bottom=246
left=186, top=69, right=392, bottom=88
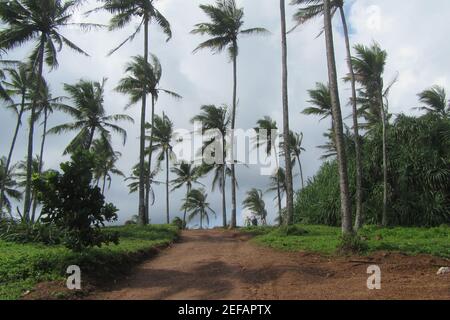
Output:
left=0, top=225, right=179, bottom=300
left=242, top=225, right=450, bottom=258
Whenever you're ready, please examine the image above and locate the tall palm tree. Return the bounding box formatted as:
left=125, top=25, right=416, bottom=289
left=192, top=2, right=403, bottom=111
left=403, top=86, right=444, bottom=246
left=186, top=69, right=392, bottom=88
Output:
left=192, top=0, right=268, bottom=228
left=291, top=0, right=364, bottom=231
left=0, top=64, right=31, bottom=213
left=279, top=0, right=295, bottom=225
left=116, top=55, right=181, bottom=224
left=171, top=162, right=203, bottom=228
left=148, top=113, right=176, bottom=224
left=267, top=167, right=287, bottom=225
left=0, top=158, right=21, bottom=218
left=286, top=131, right=306, bottom=189
left=351, top=43, right=388, bottom=226
left=192, top=104, right=231, bottom=227
left=16, top=155, right=42, bottom=222
left=182, top=188, right=216, bottom=230
left=242, top=188, right=267, bottom=225
left=92, top=137, right=125, bottom=195
left=253, top=116, right=282, bottom=222
left=323, top=0, right=352, bottom=234
left=417, top=86, right=449, bottom=118
left=0, top=0, right=96, bottom=221
left=49, top=78, right=134, bottom=154
left=94, top=0, right=172, bottom=226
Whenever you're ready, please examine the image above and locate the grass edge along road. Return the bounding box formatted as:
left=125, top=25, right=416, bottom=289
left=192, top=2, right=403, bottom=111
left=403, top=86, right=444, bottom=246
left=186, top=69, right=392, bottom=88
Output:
left=242, top=224, right=450, bottom=258
left=0, top=225, right=179, bottom=300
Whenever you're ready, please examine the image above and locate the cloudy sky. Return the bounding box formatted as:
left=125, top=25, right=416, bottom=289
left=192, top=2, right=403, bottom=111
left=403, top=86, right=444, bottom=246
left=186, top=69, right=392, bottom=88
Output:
left=1, top=0, right=448, bottom=226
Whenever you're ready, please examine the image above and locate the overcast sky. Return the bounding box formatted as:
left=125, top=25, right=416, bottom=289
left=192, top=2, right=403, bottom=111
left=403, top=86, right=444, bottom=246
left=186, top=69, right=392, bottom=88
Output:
left=1, top=0, right=448, bottom=227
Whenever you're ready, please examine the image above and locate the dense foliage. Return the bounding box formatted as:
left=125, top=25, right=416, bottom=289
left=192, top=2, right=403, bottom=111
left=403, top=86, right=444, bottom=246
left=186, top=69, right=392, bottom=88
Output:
left=295, top=114, right=450, bottom=227
left=33, top=151, right=119, bottom=251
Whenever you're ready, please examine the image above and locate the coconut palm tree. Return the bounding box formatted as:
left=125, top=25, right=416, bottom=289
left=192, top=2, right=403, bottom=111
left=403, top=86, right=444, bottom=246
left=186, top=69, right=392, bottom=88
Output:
left=191, top=104, right=231, bottom=227
left=291, top=0, right=364, bottom=231
left=171, top=162, right=203, bottom=228
left=126, top=162, right=161, bottom=212
left=351, top=42, right=388, bottom=226
left=115, top=55, right=181, bottom=224
left=16, top=155, right=42, bottom=222
left=0, top=64, right=31, bottom=213
left=0, top=158, right=21, bottom=218
left=253, top=116, right=282, bottom=221
left=49, top=78, right=134, bottom=154
left=279, top=0, right=295, bottom=225
left=417, top=86, right=449, bottom=118
left=286, top=131, right=306, bottom=189
left=92, top=137, right=125, bottom=195
left=323, top=0, right=352, bottom=234
left=192, top=0, right=268, bottom=228
left=93, top=0, right=172, bottom=225
left=0, top=0, right=96, bottom=221
left=148, top=113, right=176, bottom=224
left=242, top=188, right=267, bottom=225
left=182, top=188, right=216, bottom=230
left=267, top=167, right=287, bottom=225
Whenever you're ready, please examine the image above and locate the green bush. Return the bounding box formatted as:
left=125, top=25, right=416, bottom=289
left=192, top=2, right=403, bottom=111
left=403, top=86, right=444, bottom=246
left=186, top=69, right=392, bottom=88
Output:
left=337, top=233, right=369, bottom=255
left=33, top=151, right=119, bottom=251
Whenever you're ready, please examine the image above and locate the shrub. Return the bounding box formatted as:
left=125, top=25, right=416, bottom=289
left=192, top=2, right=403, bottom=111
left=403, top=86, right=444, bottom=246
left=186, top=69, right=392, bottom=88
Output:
left=337, top=233, right=369, bottom=255
left=171, top=217, right=185, bottom=230
left=33, top=150, right=119, bottom=251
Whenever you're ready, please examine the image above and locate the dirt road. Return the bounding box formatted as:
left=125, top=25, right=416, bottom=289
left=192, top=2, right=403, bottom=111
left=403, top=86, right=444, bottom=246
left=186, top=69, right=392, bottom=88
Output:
left=90, top=229, right=449, bottom=300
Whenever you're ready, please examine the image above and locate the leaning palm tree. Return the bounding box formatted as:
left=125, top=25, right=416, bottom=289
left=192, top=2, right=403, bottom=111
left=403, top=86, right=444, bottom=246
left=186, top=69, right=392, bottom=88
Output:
left=115, top=55, right=181, bottom=224
left=192, top=0, right=268, bottom=228
left=171, top=162, right=203, bottom=228
left=242, top=188, right=268, bottom=225
left=417, top=86, right=449, bottom=118
left=191, top=104, right=231, bottom=227
left=0, top=158, right=21, bottom=218
left=0, top=64, right=31, bottom=213
left=267, top=167, right=287, bottom=225
left=148, top=113, right=176, bottom=224
left=285, top=131, right=306, bottom=189
left=92, top=137, right=125, bottom=195
left=351, top=42, right=388, bottom=226
left=253, top=116, right=282, bottom=221
left=0, top=0, right=97, bottom=221
left=182, top=188, right=216, bottom=230
left=93, top=0, right=172, bottom=224
left=323, top=0, right=352, bottom=234
left=49, top=78, right=134, bottom=154
left=291, top=0, right=363, bottom=231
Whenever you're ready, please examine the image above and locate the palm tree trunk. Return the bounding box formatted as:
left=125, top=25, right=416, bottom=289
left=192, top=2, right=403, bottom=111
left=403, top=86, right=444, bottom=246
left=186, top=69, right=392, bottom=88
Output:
left=200, top=210, right=203, bottom=230
left=339, top=6, right=364, bottom=231
left=297, top=155, right=305, bottom=190
left=378, top=90, right=389, bottom=226
left=230, top=42, right=238, bottom=229
left=280, top=0, right=295, bottom=225
left=102, top=174, right=107, bottom=196
left=276, top=176, right=283, bottom=226
left=324, top=0, right=353, bottom=235
left=24, top=36, right=45, bottom=222
left=87, top=126, right=95, bottom=150
left=183, top=185, right=191, bottom=229
left=166, top=150, right=170, bottom=224
left=0, top=91, right=26, bottom=215
left=138, top=17, right=150, bottom=226
left=146, top=95, right=156, bottom=224
left=31, top=106, right=49, bottom=222
left=222, top=137, right=227, bottom=228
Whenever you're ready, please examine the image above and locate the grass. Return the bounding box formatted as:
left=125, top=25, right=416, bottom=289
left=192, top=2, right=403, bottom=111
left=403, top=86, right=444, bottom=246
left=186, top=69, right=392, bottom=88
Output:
left=0, top=224, right=179, bottom=300
left=242, top=224, right=450, bottom=258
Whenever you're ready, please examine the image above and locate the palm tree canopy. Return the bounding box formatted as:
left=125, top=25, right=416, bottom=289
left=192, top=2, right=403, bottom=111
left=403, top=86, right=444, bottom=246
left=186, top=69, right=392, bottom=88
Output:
left=253, top=116, right=278, bottom=156
left=290, top=0, right=343, bottom=28
left=126, top=162, right=161, bottom=202
left=242, top=188, right=267, bottom=220
left=191, top=0, right=268, bottom=59
left=0, top=157, right=21, bottom=214
left=0, top=0, right=97, bottom=69
left=351, top=42, right=387, bottom=92
left=115, top=55, right=181, bottom=108
left=147, top=113, right=176, bottom=164
left=182, top=188, right=216, bottom=226
left=170, top=162, right=203, bottom=192
left=92, top=136, right=125, bottom=189
left=267, top=167, right=287, bottom=197
left=417, top=86, right=449, bottom=117
left=48, top=78, right=134, bottom=153
left=91, top=0, right=172, bottom=55
left=302, top=82, right=332, bottom=120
